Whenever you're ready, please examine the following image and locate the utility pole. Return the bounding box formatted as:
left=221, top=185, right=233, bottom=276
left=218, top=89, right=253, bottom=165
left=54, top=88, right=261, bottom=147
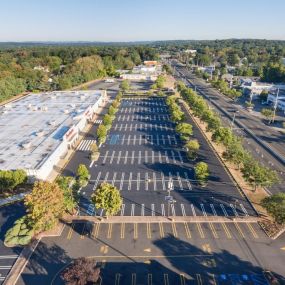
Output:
left=230, top=110, right=239, bottom=130
left=272, top=88, right=279, bottom=123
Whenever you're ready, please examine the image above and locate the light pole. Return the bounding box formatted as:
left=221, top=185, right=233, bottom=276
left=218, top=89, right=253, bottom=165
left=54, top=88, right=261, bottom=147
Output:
left=230, top=110, right=239, bottom=130
left=166, top=178, right=174, bottom=218
left=272, top=88, right=280, bottom=123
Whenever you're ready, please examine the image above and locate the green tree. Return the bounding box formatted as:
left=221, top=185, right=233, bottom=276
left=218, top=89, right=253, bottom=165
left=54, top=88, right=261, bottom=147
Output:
left=194, top=162, right=210, bottom=185
left=120, top=80, right=130, bottom=92
left=241, top=159, right=279, bottom=191
left=0, top=169, right=27, bottom=193
left=175, top=123, right=193, bottom=141
left=156, top=75, right=166, bottom=89
left=24, top=181, right=65, bottom=232
left=96, top=124, right=107, bottom=144
left=108, top=105, right=117, bottom=116
left=76, top=164, right=90, bottom=186
left=185, top=139, right=200, bottom=160
left=261, top=108, right=274, bottom=124
left=91, top=183, right=122, bottom=216
left=261, top=193, right=285, bottom=224
left=103, top=114, right=113, bottom=128
left=90, top=142, right=100, bottom=161
left=212, top=127, right=234, bottom=146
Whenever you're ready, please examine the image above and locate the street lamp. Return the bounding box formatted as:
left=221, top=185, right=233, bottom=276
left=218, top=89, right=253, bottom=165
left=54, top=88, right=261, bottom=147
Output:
left=230, top=110, right=239, bottom=130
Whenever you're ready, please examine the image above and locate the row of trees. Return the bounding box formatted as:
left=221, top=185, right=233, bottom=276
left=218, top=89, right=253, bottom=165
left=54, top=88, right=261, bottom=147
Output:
left=211, top=79, right=242, bottom=100
left=97, top=92, right=122, bottom=145
left=0, top=169, right=27, bottom=195
left=177, top=82, right=280, bottom=192
left=151, top=75, right=166, bottom=90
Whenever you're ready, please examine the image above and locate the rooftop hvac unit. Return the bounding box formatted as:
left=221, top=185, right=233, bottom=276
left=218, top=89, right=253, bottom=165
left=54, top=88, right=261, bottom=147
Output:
left=32, top=106, right=38, bottom=111
left=80, top=95, right=86, bottom=100
left=21, top=141, right=32, bottom=149
left=41, top=106, right=48, bottom=111
left=48, top=120, right=56, bottom=126
left=4, top=104, right=12, bottom=109
left=64, top=109, right=69, bottom=114
left=51, top=95, right=57, bottom=99
left=70, top=104, right=76, bottom=108
left=36, top=130, right=45, bottom=137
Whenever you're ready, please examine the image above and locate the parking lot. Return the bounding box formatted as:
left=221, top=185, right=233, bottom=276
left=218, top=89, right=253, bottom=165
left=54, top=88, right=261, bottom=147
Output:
left=16, top=221, right=277, bottom=285
left=78, top=97, right=256, bottom=218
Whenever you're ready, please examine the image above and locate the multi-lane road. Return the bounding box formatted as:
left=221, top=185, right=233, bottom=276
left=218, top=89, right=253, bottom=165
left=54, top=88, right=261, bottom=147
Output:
left=172, top=61, right=285, bottom=195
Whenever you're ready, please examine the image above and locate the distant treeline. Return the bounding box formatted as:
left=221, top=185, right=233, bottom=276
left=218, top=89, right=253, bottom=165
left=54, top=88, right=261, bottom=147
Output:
left=0, top=46, right=159, bottom=103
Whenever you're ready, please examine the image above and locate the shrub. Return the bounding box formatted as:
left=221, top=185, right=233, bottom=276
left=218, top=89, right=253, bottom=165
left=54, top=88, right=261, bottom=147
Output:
left=194, top=162, right=209, bottom=185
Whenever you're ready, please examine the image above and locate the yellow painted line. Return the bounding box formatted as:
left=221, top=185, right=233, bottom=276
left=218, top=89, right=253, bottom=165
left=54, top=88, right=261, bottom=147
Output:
left=107, top=223, right=113, bottom=239
left=147, top=223, right=152, bottom=239
left=221, top=223, right=232, bottom=239
left=115, top=273, right=121, bottom=285
left=92, top=223, right=100, bottom=238
left=159, top=222, right=165, bottom=238
left=164, top=273, right=169, bottom=285
left=281, top=247, right=285, bottom=250
left=209, top=223, right=218, bottom=239
left=247, top=223, right=258, bottom=239
left=67, top=223, right=75, bottom=240
left=78, top=254, right=213, bottom=259
left=211, top=273, right=217, bottom=285
left=196, top=273, right=203, bottom=285
left=234, top=222, right=245, bottom=238
left=202, top=243, right=212, bottom=254
left=120, top=223, right=125, bottom=239
left=132, top=273, right=136, bottom=285
left=134, top=223, right=138, bottom=239
left=184, top=222, right=191, bottom=239
left=180, top=273, right=186, bottom=285
left=80, top=223, right=86, bottom=240
left=196, top=223, right=205, bottom=239
left=148, top=273, right=152, bottom=285
left=172, top=223, right=178, bottom=237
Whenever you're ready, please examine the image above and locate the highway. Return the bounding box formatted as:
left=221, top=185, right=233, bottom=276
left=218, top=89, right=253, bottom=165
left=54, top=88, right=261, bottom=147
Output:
left=171, top=60, right=285, bottom=195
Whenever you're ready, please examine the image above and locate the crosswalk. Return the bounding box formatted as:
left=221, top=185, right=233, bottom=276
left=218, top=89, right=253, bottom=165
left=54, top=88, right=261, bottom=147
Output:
left=77, top=139, right=97, bottom=151
left=113, top=123, right=175, bottom=132
left=117, top=114, right=171, bottom=122
left=81, top=201, right=250, bottom=217
left=120, top=107, right=168, bottom=113
left=0, top=254, right=19, bottom=284
left=94, top=119, right=102, bottom=124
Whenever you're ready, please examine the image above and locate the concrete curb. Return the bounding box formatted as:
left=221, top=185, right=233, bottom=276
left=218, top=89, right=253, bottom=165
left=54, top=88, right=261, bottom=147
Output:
left=3, top=223, right=65, bottom=285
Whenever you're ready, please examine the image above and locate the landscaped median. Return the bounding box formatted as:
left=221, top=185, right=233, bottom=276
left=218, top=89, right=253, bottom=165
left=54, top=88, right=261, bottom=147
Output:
left=176, top=81, right=284, bottom=238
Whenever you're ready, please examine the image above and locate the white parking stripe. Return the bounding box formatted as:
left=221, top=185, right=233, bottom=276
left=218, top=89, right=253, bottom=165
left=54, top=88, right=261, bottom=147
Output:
left=112, top=172, right=117, bottom=186
left=128, top=172, right=132, bottom=190
left=117, top=151, right=122, bottom=164
left=151, top=204, right=155, bottom=216
left=145, top=151, right=148, bottom=163
left=110, top=151, right=115, bottom=164
left=131, top=204, right=135, bottom=216
left=159, top=151, right=162, bottom=163
left=102, top=151, right=109, bottom=164
left=139, top=134, right=142, bottom=145
left=141, top=204, right=145, bottom=216
left=210, top=204, right=217, bottom=216
left=121, top=134, right=125, bottom=144
left=171, top=203, right=176, bottom=216
left=120, top=204, right=125, bottom=216
left=191, top=204, right=196, bottom=216
left=153, top=172, right=157, bottom=191
left=165, top=151, right=169, bottom=163
left=127, top=135, right=131, bottom=145
left=171, top=150, right=177, bottom=163
left=162, top=135, right=166, bottom=145
left=220, top=204, right=228, bottom=216
left=161, top=204, right=165, bottom=216
left=183, top=172, right=192, bottom=190
left=240, top=204, right=249, bottom=216
left=137, top=173, right=140, bottom=190
left=230, top=204, right=239, bottom=216
left=120, top=173, right=125, bottom=190
left=138, top=151, right=142, bottom=164
left=181, top=204, right=186, bottom=216
left=131, top=151, right=135, bottom=164
left=145, top=173, right=149, bottom=191
left=200, top=204, right=207, bottom=216
left=152, top=151, right=155, bottom=163
left=167, top=135, right=171, bottom=144
left=173, top=136, right=178, bottom=145
left=161, top=172, right=166, bottom=191
left=0, top=255, right=19, bottom=259
left=104, top=172, right=109, bottom=182
left=124, top=151, right=128, bottom=164
left=178, top=151, right=183, bottom=163
left=177, top=172, right=183, bottom=190
left=156, top=135, right=159, bottom=145
left=93, top=172, right=101, bottom=190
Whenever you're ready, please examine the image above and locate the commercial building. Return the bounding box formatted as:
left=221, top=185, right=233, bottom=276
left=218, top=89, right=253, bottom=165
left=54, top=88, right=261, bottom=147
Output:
left=267, top=89, right=285, bottom=111
left=0, top=90, right=105, bottom=180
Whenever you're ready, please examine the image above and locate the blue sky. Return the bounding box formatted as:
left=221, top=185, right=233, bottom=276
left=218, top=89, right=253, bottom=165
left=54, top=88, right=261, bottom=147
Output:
left=1, top=0, right=285, bottom=41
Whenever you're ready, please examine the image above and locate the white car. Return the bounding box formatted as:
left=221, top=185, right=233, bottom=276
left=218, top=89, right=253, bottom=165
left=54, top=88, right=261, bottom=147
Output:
left=105, top=78, right=115, bottom=83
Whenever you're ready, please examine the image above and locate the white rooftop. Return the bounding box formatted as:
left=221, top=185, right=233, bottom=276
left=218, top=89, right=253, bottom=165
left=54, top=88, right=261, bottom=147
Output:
left=0, top=90, right=102, bottom=171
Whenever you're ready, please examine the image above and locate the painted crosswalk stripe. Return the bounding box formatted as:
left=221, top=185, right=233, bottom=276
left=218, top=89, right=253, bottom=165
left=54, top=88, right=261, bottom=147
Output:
left=210, top=204, right=217, bottom=216
left=120, top=204, right=125, bottom=216
left=183, top=172, right=192, bottom=190
left=128, top=172, right=132, bottom=191
left=120, top=173, right=125, bottom=190
left=102, top=151, right=109, bottom=164
left=141, top=204, right=145, bottom=216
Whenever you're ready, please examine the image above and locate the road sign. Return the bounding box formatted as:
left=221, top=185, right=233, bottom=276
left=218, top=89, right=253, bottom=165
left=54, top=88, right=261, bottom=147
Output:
left=165, top=195, right=172, bottom=201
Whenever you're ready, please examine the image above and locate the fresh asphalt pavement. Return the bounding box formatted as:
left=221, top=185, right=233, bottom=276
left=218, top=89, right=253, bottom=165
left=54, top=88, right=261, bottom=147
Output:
left=16, top=220, right=285, bottom=285
left=69, top=96, right=256, bottom=218
left=172, top=61, right=285, bottom=195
